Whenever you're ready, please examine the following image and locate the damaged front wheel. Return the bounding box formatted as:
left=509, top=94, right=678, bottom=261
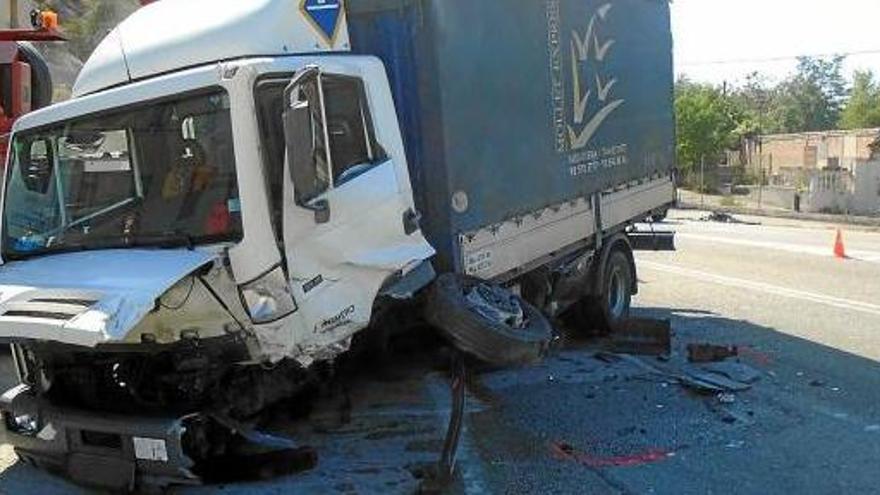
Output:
left=425, top=274, right=552, bottom=367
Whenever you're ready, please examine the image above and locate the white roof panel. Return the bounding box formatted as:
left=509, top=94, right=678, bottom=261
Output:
left=72, top=0, right=351, bottom=97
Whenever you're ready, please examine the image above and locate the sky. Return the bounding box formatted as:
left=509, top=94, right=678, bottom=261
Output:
left=672, top=0, right=880, bottom=86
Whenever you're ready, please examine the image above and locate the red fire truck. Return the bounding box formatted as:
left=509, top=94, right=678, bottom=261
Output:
left=0, top=9, right=63, bottom=162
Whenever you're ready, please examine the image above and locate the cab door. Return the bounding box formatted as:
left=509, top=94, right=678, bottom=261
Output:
left=280, top=65, right=434, bottom=356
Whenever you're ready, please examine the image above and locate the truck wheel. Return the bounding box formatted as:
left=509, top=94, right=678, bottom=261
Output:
left=425, top=274, right=552, bottom=367
left=567, top=246, right=634, bottom=334
left=17, top=43, right=53, bottom=109
left=597, top=249, right=633, bottom=332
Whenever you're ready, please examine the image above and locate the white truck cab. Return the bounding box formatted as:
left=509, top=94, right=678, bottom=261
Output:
left=0, top=0, right=677, bottom=489
left=2, top=0, right=434, bottom=365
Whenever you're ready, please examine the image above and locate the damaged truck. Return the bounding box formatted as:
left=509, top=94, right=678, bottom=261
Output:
left=0, top=0, right=676, bottom=489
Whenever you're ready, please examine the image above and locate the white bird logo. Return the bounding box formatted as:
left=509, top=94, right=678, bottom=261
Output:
left=568, top=3, right=624, bottom=150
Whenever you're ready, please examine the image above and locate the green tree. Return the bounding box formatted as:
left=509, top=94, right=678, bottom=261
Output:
left=729, top=72, right=784, bottom=135
left=674, top=78, right=740, bottom=175
left=772, top=56, right=848, bottom=132
left=839, top=70, right=880, bottom=129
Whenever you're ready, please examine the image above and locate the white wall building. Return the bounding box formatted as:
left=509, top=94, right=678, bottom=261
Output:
left=807, top=161, right=880, bottom=216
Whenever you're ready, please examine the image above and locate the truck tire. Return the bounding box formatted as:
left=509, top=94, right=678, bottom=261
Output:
left=568, top=244, right=634, bottom=334
left=17, top=43, right=53, bottom=109
left=425, top=274, right=552, bottom=367
left=595, top=249, right=633, bottom=332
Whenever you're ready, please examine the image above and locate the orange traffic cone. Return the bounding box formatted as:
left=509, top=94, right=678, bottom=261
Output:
left=834, top=229, right=847, bottom=259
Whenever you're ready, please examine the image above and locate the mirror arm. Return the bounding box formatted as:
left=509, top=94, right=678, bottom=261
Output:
left=284, top=65, right=320, bottom=106
left=300, top=199, right=331, bottom=224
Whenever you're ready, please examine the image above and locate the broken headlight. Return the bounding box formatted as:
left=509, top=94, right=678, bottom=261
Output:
left=239, top=266, right=297, bottom=324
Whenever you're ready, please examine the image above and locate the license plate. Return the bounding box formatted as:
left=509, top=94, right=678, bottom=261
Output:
left=133, top=437, right=168, bottom=462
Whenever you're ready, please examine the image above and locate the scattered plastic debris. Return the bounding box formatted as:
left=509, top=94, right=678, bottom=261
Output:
left=687, top=344, right=739, bottom=363
left=702, top=362, right=762, bottom=384
left=680, top=367, right=752, bottom=394
left=612, top=318, right=672, bottom=356
left=700, top=211, right=761, bottom=225
left=596, top=351, right=757, bottom=395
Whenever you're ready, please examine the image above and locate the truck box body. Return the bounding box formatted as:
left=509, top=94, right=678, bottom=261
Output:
left=348, top=0, right=675, bottom=271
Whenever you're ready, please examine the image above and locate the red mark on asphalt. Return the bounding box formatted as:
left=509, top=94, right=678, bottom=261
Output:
left=550, top=441, right=671, bottom=468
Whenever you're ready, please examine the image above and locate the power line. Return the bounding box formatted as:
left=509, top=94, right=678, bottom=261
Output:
left=679, top=49, right=880, bottom=67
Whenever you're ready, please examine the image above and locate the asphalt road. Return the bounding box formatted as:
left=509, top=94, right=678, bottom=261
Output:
left=1, top=209, right=879, bottom=494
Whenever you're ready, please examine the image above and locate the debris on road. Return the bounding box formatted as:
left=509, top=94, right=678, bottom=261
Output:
left=738, top=346, right=774, bottom=367
left=699, top=211, right=761, bottom=225
left=701, top=361, right=762, bottom=384
left=687, top=343, right=739, bottom=363
left=596, top=351, right=757, bottom=395
left=611, top=318, right=673, bottom=356
left=679, top=367, right=752, bottom=394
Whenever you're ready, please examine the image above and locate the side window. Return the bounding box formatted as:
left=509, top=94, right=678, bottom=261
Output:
left=255, top=72, right=385, bottom=232
left=322, top=75, right=384, bottom=185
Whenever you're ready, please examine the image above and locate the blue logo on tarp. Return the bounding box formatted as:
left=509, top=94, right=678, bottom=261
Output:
left=301, top=0, right=344, bottom=44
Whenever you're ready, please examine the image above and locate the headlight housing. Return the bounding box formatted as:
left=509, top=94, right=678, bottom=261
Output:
left=238, top=266, right=297, bottom=324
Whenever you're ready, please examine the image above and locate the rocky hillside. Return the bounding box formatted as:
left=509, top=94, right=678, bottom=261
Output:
left=28, top=0, right=142, bottom=99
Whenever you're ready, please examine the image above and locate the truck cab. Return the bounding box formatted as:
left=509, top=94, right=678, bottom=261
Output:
left=1, top=0, right=435, bottom=365
left=0, top=0, right=676, bottom=489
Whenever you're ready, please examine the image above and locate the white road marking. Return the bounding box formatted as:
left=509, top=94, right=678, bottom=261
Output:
left=640, top=261, right=880, bottom=318
left=676, top=233, right=880, bottom=263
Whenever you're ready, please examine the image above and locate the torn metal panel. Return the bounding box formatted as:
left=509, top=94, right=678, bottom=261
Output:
left=283, top=156, right=435, bottom=365
left=0, top=249, right=216, bottom=346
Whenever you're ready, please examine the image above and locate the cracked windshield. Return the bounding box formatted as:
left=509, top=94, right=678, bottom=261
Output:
left=0, top=1, right=877, bottom=494
left=4, top=91, right=242, bottom=258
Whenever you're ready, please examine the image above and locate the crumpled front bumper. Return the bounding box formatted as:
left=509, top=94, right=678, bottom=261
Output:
left=0, top=384, right=200, bottom=491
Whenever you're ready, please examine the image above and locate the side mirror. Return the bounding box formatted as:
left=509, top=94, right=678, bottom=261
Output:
left=19, top=138, right=55, bottom=194
left=284, top=98, right=319, bottom=203
left=283, top=66, right=332, bottom=225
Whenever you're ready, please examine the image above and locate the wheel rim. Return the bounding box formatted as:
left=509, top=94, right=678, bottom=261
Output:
left=465, top=282, right=526, bottom=329
left=607, top=266, right=627, bottom=320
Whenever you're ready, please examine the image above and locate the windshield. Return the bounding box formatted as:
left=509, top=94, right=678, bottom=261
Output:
left=3, top=90, right=242, bottom=260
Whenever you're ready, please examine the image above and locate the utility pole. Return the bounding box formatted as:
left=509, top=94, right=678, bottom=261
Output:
left=700, top=155, right=705, bottom=210
left=9, top=0, right=18, bottom=28
left=759, top=168, right=764, bottom=210
left=757, top=151, right=763, bottom=210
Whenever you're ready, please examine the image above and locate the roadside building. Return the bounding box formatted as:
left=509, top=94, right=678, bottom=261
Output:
left=729, top=129, right=880, bottom=216
left=742, top=128, right=880, bottom=185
